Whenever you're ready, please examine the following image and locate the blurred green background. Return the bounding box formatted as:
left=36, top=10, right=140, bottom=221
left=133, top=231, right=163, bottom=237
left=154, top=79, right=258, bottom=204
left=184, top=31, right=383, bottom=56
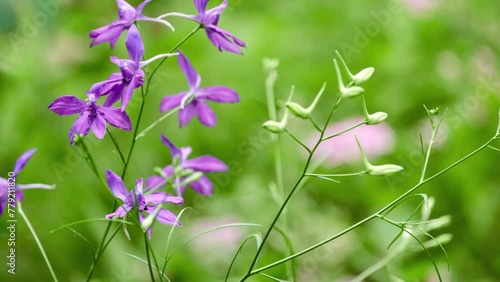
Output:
left=0, top=0, right=499, bottom=281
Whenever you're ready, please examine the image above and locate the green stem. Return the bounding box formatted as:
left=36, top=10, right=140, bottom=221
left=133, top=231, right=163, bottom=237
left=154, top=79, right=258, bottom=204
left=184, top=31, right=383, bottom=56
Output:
left=107, top=128, right=126, bottom=166
left=18, top=202, right=59, bottom=282
left=306, top=171, right=367, bottom=177
left=145, top=234, right=157, bottom=282
left=249, top=136, right=496, bottom=276
left=79, top=138, right=106, bottom=187
left=321, top=121, right=365, bottom=142
left=144, top=25, right=202, bottom=96
left=85, top=25, right=201, bottom=282
left=135, top=107, right=180, bottom=141
left=285, top=129, right=311, bottom=153
left=309, top=116, right=323, bottom=133
left=241, top=96, right=343, bottom=280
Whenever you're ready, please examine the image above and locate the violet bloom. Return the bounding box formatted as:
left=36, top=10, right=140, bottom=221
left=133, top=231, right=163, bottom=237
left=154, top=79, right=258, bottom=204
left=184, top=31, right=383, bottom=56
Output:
left=48, top=92, right=132, bottom=144
left=160, top=51, right=239, bottom=127
left=90, top=0, right=174, bottom=48
left=146, top=134, right=227, bottom=196
left=105, top=170, right=183, bottom=238
left=158, top=0, right=246, bottom=54
left=93, top=24, right=178, bottom=111
left=0, top=149, right=55, bottom=216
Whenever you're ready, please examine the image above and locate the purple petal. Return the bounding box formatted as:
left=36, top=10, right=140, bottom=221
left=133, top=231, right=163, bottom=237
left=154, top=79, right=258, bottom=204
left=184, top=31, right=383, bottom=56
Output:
left=13, top=148, right=36, bottom=174
left=91, top=113, right=107, bottom=139
left=194, top=0, right=209, bottom=14
left=160, top=134, right=182, bottom=157
left=183, top=155, right=227, bottom=172
left=196, top=86, right=240, bottom=103
left=154, top=209, right=181, bottom=226
left=69, top=113, right=92, bottom=143
left=178, top=51, right=200, bottom=90
left=105, top=205, right=129, bottom=219
left=106, top=170, right=128, bottom=200
left=48, top=96, right=87, bottom=116
left=205, top=26, right=245, bottom=54
left=203, top=0, right=227, bottom=24
left=145, top=165, right=174, bottom=190
left=116, top=0, right=136, bottom=21
left=92, top=73, right=123, bottom=97
left=160, top=92, right=185, bottom=112
left=179, top=102, right=196, bottom=128
left=135, top=178, right=144, bottom=195
left=136, top=0, right=152, bottom=15
left=120, top=74, right=144, bottom=111
left=103, top=84, right=125, bottom=107
left=145, top=192, right=184, bottom=205
left=89, top=20, right=129, bottom=48
left=0, top=178, right=8, bottom=215
left=195, top=99, right=216, bottom=127
left=189, top=175, right=213, bottom=195
left=126, top=24, right=144, bottom=63
left=99, top=106, right=132, bottom=131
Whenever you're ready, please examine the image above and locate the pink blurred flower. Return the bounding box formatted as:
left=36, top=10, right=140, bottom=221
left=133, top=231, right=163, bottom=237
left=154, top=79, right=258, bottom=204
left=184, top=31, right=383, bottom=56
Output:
left=308, top=116, right=395, bottom=166
left=404, top=0, right=437, bottom=14
left=189, top=216, right=244, bottom=252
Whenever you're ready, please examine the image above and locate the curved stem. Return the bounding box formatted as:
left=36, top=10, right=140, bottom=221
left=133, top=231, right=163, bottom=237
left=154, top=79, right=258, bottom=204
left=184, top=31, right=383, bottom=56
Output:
left=322, top=121, right=365, bottom=142
left=18, top=202, right=59, bottom=282
left=241, top=96, right=343, bottom=280
left=249, top=136, right=496, bottom=276
left=106, top=129, right=126, bottom=166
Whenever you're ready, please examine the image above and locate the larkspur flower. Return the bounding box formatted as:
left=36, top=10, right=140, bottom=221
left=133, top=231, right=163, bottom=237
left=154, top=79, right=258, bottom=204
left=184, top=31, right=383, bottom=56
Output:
left=48, top=92, right=132, bottom=144
left=0, top=149, right=55, bottom=216
left=93, top=24, right=178, bottom=111
left=105, top=170, right=183, bottom=238
left=146, top=134, right=227, bottom=196
left=158, top=0, right=246, bottom=54
left=160, top=51, right=239, bottom=127
left=89, top=0, right=174, bottom=48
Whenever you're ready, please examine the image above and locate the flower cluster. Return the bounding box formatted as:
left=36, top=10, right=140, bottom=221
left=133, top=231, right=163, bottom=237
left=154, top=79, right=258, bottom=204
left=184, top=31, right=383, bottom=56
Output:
left=48, top=0, right=244, bottom=238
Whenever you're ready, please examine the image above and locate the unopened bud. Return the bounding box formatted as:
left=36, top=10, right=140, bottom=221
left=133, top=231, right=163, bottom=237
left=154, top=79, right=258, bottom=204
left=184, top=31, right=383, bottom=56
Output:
left=286, top=102, right=310, bottom=119
left=367, top=164, right=404, bottom=176
left=366, top=112, right=388, bottom=125
left=352, top=67, right=375, bottom=84
left=183, top=171, right=204, bottom=185
left=263, top=120, right=285, bottom=133
left=341, top=86, right=365, bottom=98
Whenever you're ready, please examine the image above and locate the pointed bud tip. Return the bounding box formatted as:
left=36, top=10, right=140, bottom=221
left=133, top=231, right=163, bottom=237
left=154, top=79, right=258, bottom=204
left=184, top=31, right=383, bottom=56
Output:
left=352, top=67, right=375, bottom=84
left=286, top=102, right=310, bottom=119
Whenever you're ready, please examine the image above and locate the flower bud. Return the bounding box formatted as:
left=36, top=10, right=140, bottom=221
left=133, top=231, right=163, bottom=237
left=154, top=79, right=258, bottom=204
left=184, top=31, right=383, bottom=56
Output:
left=286, top=102, right=310, bottom=119
left=352, top=67, right=375, bottom=84
left=153, top=167, right=168, bottom=178
left=341, top=85, right=365, bottom=98
left=141, top=205, right=162, bottom=231
left=367, top=164, right=404, bottom=176
left=263, top=120, right=285, bottom=133
left=366, top=112, right=388, bottom=125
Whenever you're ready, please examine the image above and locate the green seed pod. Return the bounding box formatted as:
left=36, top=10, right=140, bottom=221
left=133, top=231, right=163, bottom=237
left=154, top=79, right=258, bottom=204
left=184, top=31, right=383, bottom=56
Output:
left=263, top=120, right=285, bottom=133
left=367, top=164, right=404, bottom=176
left=366, top=112, right=388, bottom=125
left=352, top=67, right=375, bottom=85
left=341, top=86, right=365, bottom=98
left=286, top=102, right=310, bottom=119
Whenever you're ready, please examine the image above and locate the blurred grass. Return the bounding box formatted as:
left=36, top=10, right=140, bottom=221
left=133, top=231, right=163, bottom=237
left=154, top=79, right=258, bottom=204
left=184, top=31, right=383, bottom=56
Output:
left=0, top=0, right=499, bottom=281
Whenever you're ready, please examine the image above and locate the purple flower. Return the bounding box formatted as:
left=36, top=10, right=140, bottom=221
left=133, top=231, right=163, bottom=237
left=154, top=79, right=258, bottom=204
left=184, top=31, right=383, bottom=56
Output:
left=158, top=0, right=246, bottom=54
left=146, top=134, right=227, bottom=196
left=93, top=24, right=178, bottom=111
left=90, top=0, right=174, bottom=48
left=0, top=149, right=55, bottom=216
left=48, top=92, right=132, bottom=144
left=105, top=170, right=183, bottom=238
left=160, top=52, right=239, bottom=127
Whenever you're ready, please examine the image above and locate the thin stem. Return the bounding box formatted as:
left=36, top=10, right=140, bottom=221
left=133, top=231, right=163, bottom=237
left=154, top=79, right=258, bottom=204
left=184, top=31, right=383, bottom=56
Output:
left=309, top=116, right=323, bottom=133
left=242, top=96, right=343, bottom=280
left=249, top=136, right=497, bottom=275
left=419, top=118, right=440, bottom=182
left=144, top=25, right=201, bottom=96
left=285, top=129, right=311, bottom=153
left=107, top=129, right=126, bottom=166
left=322, top=121, right=365, bottom=142
left=306, top=171, right=367, bottom=177
left=85, top=26, right=201, bottom=281
left=79, top=138, right=106, bottom=187
left=145, top=234, right=157, bottom=282
left=18, top=202, right=59, bottom=282
left=135, top=107, right=180, bottom=141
